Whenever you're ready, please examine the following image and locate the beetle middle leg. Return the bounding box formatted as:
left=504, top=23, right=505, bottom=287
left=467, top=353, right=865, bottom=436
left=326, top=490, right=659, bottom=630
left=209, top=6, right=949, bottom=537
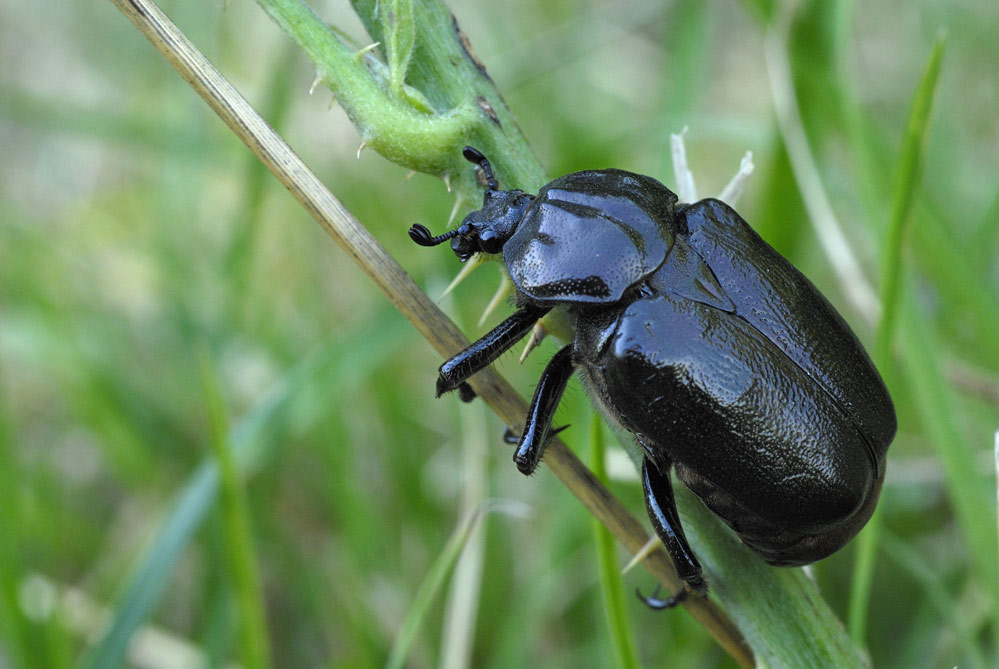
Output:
left=436, top=303, right=551, bottom=396
left=506, top=345, right=575, bottom=475
left=640, top=454, right=707, bottom=607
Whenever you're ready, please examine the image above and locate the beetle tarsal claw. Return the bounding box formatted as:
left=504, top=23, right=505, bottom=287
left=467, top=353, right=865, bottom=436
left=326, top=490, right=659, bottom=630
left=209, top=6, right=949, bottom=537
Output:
left=356, top=140, right=368, bottom=159
left=637, top=584, right=690, bottom=610
left=518, top=320, right=549, bottom=363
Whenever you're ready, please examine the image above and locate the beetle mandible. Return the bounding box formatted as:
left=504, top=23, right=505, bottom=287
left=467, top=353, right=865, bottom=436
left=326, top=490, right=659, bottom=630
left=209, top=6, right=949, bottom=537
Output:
left=409, top=146, right=896, bottom=607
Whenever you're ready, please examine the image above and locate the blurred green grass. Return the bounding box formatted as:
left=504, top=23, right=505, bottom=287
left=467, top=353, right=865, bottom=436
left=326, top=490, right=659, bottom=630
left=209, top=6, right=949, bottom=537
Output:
left=1, top=0, right=997, bottom=667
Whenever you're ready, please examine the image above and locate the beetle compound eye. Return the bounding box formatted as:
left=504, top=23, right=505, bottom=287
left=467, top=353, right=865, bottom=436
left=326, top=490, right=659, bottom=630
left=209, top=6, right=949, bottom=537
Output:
left=478, top=230, right=502, bottom=254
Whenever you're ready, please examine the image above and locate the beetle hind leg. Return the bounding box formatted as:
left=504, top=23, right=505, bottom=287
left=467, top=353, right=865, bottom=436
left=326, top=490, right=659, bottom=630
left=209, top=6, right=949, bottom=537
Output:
left=641, top=455, right=707, bottom=603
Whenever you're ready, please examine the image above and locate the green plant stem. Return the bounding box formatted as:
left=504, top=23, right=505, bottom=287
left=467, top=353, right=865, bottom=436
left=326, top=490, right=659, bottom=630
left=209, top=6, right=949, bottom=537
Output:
left=347, top=0, right=547, bottom=191
left=254, top=0, right=472, bottom=177
left=254, top=0, right=545, bottom=199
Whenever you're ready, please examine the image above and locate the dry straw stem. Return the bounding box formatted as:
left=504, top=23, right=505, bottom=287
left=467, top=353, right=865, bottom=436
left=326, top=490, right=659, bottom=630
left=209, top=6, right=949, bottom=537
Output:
left=107, top=0, right=752, bottom=665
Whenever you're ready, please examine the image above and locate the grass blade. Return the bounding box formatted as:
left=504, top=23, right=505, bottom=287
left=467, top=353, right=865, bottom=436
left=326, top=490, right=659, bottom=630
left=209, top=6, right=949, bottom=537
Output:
left=898, top=294, right=998, bottom=644
left=0, top=399, right=31, bottom=669
left=881, top=532, right=987, bottom=669
left=589, top=412, right=639, bottom=669
left=77, top=462, right=220, bottom=669
left=848, top=31, right=947, bottom=643
left=385, top=507, right=484, bottom=669
left=874, top=31, right=947, bottom=357
left=78, top=322, right=406, bottom=668
left=438, top=402, right=489, bottom=669
left=199, top=351, right=272, bottom=669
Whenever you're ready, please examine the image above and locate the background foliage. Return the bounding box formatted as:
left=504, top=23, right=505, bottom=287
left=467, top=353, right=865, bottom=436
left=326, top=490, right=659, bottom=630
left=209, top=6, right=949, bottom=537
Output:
left=1, top=0, right=996, bottom=666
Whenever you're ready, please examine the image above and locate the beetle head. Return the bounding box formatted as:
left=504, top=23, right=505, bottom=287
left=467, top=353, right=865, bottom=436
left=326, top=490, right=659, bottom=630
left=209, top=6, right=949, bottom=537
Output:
left=456, top=189, right=535, bottom=260
left=409, top=147, right=534, bottom=261
left=409, top=190, right=533, bottom=261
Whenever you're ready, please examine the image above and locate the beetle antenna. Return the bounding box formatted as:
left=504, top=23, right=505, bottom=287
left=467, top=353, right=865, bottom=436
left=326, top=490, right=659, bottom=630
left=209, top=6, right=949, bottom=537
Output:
left=409, top=223, right=461, bottom=247
left=462, top=146, right=499, bottom=191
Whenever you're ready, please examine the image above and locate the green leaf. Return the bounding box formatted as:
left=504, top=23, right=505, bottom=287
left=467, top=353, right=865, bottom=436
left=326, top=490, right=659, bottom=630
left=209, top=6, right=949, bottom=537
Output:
left=257, top=0, right=546, bottom=198
left=381, top=0, right=416, bottom=96
left=254, top=0, right=475, bottom=179
left=0, top=402, right=31, bottom=669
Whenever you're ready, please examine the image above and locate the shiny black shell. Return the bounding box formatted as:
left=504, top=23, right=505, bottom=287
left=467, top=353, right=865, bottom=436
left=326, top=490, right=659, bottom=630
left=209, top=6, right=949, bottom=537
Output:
left=504, top=170, right=677, bottom=304
left=572, top=196, right=895, bottom=564
left=426, top=155, right=896, bottom=568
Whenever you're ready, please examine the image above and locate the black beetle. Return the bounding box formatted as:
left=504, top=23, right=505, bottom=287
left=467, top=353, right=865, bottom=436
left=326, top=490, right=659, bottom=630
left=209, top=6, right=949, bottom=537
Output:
left=409, top=146, right=896, bottom=607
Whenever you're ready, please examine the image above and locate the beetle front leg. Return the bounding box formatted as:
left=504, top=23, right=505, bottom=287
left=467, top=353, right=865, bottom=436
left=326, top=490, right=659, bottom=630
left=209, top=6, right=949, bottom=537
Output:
left=437, top=303, right=551, bottom=396
left=513, top=345, right=574, bottom=475
left=640, top=455, right=707, bottom=608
